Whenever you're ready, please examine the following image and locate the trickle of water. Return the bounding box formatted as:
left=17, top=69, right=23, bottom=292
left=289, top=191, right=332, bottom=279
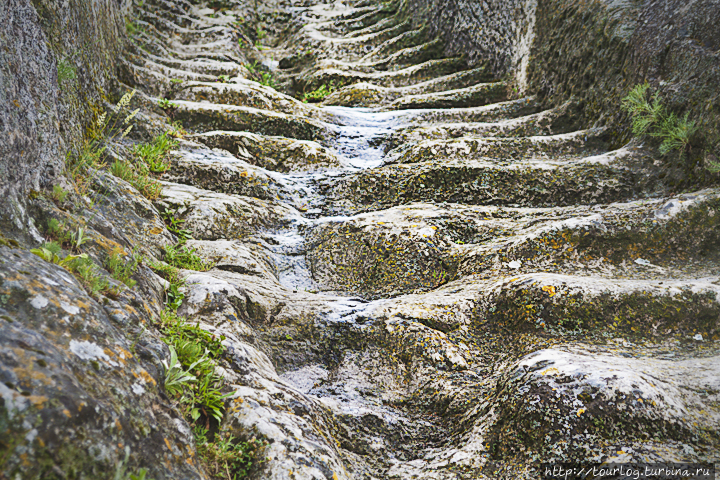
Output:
left=264, top=106, right=420, bottom=293
left=326, top=297, right=387, bottom=324
left=323, top=106, right=417, bottom=169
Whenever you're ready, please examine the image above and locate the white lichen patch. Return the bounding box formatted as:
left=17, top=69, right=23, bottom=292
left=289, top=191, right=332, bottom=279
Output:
left=29, top=294, right=48, bottom=309
left=0, top=382, right=29, bottom=419
left=69, top=340, right=119, bottom=367
left=60, top=302, right=80, bottom=315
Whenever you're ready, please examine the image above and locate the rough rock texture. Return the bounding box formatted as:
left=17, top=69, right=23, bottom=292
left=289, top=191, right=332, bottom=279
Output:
left=0, top=247, right=205, bottom=480
left=0, top=0, right=127, bottom=243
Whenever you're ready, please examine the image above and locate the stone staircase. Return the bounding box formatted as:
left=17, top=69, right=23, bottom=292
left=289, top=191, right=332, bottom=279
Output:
left=118, top=0, right=720, bottom=478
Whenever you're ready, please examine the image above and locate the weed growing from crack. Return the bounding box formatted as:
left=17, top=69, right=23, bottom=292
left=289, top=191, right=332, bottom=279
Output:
left=110, top=157, right=163, bottom=199
left=132, top=132, right=177, bottom=173
left=164, top=243, right=215, bottom=272
left=52, top=185, right=69, bottom=204
left=157, top=98, right=179, bottom=119
left=193, top=426, right=266, bottom=480
left=105, top=247, right=141, bottom=288
left=158, top=309, right=228, bottom=422
left=67, top=89, right=137, bottom=202
left=622, top=83, right=699, bottom=158
left=161, top=207, right=193, bottom=241
left=302, top=81, right=336, bottom=103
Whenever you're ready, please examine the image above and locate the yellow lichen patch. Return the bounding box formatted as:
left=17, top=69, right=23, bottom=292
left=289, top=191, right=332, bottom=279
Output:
left=541, top=285, right=556, bottom=297
left=105, top=348, right=126, bottom=365
left=115, top=345, right=133, bottom=361
left=149, top=226, right=164, bottom=235
left=63, top=409, right=72, bottom=418
left=541, top=367, right=559, bottom=376
left=134, top=368, right=157, bottom=386
left=577, top=408, right=586, bottom=416
left=28, top=395, right=48, bottom=407
left=12, top=354, right=53, bottom=386
left=115, top=418, right=123, bottom=430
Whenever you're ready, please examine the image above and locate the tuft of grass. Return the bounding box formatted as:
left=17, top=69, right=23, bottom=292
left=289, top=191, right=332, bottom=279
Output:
left=67, top=89, right=137, bottom=201
left=258, top=72, right=275, bottom=89
left=111, top=158, right=163, bottom=200
left=193, top=426, right=265, bottom=480
left=32, top=243, right=121, bottom=298
left=164, top=243, right=214, bottom=271
left=244, top=62, right=276, bottom=89
left=162, top=344, right=198, bottom=397
left=148, top=260, right=186, bottom=310
left=157, top=98, right=179, bottom=119
left=161, top=207, right=193, bottom=242
left=622, top=82, right=699, bottom=157
left=132, top=133, right=177, bottom=173
left=68, top=255, right=116, bottom=297
left=302, top=81, right=336, bottom=103
left=158, top=309, right=228, bottom=422
left=46, top=218, right=72, bottom=245
left=105, top=248, right=140, bottom=288
left=52, top=185, right=69, bottom=204
left=166, top=121, right=188, bottom=140
left=45, top=219, right=88, bottom=252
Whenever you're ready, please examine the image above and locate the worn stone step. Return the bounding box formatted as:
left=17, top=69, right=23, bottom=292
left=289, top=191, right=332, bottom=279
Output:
left=319, top=67, right=494, bottom=107
left=192, top=130, right=344, bottom=173
left=386, top=101, right=580, bottom=148
left=122, top=57, right=219, bottom=92
left=365, top=37, right=446, bottom=71
left=297, top=56, right=468, bottom=92
left=343, top=15, right=408, bottom=39
left=156, top=181, right=297, bottom=240
left=386, top=128, right=610, bottom=164
left=374, top=272, right=720, bottom=339
left=454, top=188, right=720, bottom=279
left=386, top=80, right=508, bottom=110
left=170, top=99, right=330, bottom=140
left=324, top=152, right=639, bottom=213
left=137, top=53, right=246, bottom=79
left=306, top=204, right=459, bottom=298
left=485, top=346, right=720, bottom=461
left=159, top=141, right=290, bottom=201
left=328, top=4, right=396, bottom=32
left=171, top=81, right=330, bottom=120
left=404, top=96, right=542, bottom=125
left=307, top=189, right=720, bottom=299
left=359, top=27, right=430, bottom=62
left=296, top=19, right=416, bottom=62
left=322, top=79, right=506, bottom=108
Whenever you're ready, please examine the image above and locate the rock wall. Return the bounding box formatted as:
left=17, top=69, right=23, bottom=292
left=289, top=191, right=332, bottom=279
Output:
left=529, top=0, right=720, bottom=154
left=0, top=1, right=209, bottom=479
left=404, top=0, right=528, bottom=78
left=411, top=0, right=720, bottom=160
left=0, top=0, right=126, bottom=245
